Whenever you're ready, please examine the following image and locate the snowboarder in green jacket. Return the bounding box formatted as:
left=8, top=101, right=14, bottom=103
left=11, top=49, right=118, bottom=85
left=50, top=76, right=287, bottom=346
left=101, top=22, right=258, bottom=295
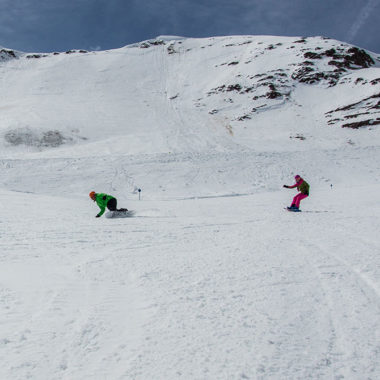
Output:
left=89, top=191, right=128, bottom=217
left=283, top=175, right=310, bottom=210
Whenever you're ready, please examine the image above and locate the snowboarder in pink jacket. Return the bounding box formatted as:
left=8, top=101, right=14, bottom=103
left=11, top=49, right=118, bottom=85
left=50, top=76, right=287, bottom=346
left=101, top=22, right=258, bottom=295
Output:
left=283, top=175, right=310, bottom=210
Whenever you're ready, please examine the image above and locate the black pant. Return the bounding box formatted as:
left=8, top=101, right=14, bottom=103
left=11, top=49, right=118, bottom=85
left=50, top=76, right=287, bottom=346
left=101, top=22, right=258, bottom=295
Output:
left=107, top=198, right=118, bottom=211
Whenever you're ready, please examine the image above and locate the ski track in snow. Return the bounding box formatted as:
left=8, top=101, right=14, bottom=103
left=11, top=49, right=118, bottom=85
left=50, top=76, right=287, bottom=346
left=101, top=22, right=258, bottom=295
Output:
left=0, top=200, right=149, bottom=379
left=1, top=184, right=379, bottom=379
left=0, top=35, right=379, bottom=379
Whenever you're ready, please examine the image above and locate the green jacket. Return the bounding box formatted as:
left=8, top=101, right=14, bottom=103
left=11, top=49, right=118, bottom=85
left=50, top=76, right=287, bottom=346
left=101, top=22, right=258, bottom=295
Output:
left=297, top=180, right=310, bottom=195
left=289, top=179, right=310, bottom=195
left=95, top=193, right=115, bottom=217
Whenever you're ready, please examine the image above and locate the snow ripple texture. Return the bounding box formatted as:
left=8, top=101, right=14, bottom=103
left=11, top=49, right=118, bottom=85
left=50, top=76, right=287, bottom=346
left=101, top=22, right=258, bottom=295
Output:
left=0, top=35, right=380, bottom=379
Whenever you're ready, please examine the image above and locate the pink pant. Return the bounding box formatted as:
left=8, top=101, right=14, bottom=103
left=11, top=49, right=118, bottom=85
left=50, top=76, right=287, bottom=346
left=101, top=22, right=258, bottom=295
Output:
left=292, top=193, right=308, bottom=208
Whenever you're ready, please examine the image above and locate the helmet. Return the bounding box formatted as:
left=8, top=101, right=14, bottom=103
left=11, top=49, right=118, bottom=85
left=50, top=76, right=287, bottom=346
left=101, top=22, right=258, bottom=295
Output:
left=89, top=191, right=96, bottom=200
left=294, top=175, right=301, bottom=180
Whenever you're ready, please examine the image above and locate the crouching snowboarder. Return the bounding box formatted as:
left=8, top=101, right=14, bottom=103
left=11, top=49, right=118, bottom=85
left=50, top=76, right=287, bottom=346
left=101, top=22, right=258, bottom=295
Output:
left=89, top=191, right=128, bottom=218
left=283, top=175, right=309, bottom=211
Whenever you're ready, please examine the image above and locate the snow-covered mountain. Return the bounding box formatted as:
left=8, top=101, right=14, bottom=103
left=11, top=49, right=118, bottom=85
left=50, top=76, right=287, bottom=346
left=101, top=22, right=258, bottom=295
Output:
left=1, top=36, right=380, bottom=379
left=1, top=35, right=379, bottom=154
left=1, top=35, right=379, bottom=198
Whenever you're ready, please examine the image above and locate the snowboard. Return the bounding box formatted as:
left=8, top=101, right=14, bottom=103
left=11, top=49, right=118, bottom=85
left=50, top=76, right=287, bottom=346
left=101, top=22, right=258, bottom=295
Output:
left=105, top=209, right=135, bottom=218
left=285, top=207, right=302, bottom=212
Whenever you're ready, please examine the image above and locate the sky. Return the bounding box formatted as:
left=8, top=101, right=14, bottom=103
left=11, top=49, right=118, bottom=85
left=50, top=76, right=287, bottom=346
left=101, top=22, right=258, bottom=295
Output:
left=0, top=0, right=379, bottom=53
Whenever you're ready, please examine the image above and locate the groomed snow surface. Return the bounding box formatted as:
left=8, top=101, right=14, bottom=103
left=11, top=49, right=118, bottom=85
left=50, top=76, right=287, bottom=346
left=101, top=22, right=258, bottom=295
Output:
left=1, top=184, right=380, bottom=379
left=0, top=35, right=380, bottom=379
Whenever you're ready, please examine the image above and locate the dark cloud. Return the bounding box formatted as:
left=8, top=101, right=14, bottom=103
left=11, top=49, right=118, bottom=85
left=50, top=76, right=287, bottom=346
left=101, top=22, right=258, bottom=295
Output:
left=0, top=0, right=379, bottom=53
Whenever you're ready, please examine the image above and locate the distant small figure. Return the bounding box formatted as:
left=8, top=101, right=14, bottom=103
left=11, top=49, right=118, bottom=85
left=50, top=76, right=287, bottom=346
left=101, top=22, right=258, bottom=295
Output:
left=283, top=175, right=310, bottom=211
left=89, top=191, right=128, bottom=218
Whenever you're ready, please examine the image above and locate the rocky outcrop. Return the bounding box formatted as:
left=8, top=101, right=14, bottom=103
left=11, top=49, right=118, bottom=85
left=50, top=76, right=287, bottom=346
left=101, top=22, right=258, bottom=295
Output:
left=326, top=93, right=380, bottom=128
left=0, top=49, right=18, bottom=61
left=291, top=46, right=375, bottom=86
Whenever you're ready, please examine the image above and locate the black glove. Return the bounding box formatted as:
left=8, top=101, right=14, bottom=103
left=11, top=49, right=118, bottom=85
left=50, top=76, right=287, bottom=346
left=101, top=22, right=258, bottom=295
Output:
left=283, top=185, right=289, bottom=188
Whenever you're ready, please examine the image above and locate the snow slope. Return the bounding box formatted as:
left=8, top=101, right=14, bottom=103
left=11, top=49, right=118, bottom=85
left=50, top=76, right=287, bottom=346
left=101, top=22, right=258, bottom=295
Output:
left=0, top=35, right=380, bottom=379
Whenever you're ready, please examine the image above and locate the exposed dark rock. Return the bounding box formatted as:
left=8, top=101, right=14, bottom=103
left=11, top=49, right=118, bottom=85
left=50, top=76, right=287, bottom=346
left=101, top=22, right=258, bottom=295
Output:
left=344, top=112, right=370, bottom=119
left=342, top=118, right=380, bottom=129
left=295, top=45, right=374, bottom=86
left=237, top=115, right=251, bottom=121
left=345, top=47, right=374, bottom=68
left=140, top=40, right=166, bottom=49
left=149, top=40, right=165, bottom=46
left=327, top=118, right=342, bottom=125
left=292, top=45, right=375, bottom=86
left=26, top=54, right=49, bottom=59
left=26, top=54, right=43, bottom=59
left=304, top=47, right=374, bottom=70
left=290, top=134, right=306, bottom=140
left=291, top=66, right=314, bottom=80
left=226, top=84, right=242, bottom=92
left=258, top=75, right=274, bottom=82
left=325, top=48, right=337, bottom=57
left=266, top=90, right=282, bottom=99
left=249, top=74, right=266, bottom=79
left=207, top=85, right=225, bottom=95
left=62, top=49, right=88, bottom=55
left=0, top=49, right=17, bottom=60
left=240, top=41, right=252, bottom=45
left=207, top=84, right=243, bottom=95
left=255, top=81, right=271, bottom=87
left=252, top=105, right=267, bottom=112
left=304, top=52, right=323, bottom=59
left=208, top=39, right=376, bottom=122
left=328, top=60, right=347, bottom=68
left=167, top=44, right=176, bottom=54
left=327, top=93, right=380, bottom=113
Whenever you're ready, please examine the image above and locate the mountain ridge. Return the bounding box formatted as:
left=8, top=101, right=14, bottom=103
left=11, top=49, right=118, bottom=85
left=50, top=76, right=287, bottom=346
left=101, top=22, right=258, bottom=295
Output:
left=0, top=35, right=379, bottom=159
